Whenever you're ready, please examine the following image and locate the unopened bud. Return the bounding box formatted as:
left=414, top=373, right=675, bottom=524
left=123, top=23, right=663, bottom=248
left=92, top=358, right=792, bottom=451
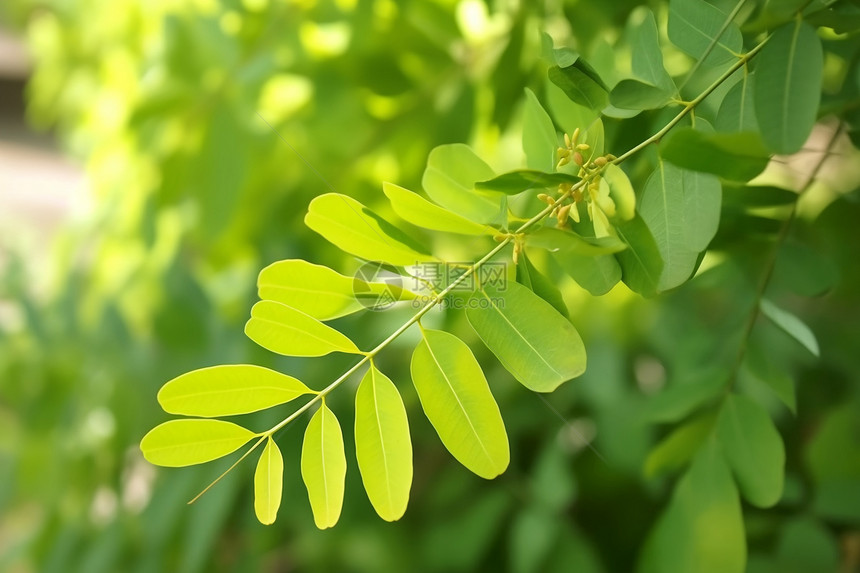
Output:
left=557, top=204, right=571, bottom=226
left=573, top=152, right=584, bottom=167
left=493, top=233, right=507, bottom=242
left=564, top=132, right=571, bottom=148
left=594, top=156, right=608, bottom=167
left=571, top=127, right=581, bottom=147
left=576, top=143, right=590, bottom=151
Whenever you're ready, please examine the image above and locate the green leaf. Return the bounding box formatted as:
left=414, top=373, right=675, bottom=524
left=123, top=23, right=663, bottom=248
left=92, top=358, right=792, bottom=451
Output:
left=661, top=128, right=770, bottom=182
left=522, top=88, right=558, bottom=172
left=716, top=394, right=785, bottom=508
left=744, top=346, right=796, bottom=414
left=603, top=164, right=636, bottom=220
left=158, top=364, right=314, bottom=417
left=475, top=170, right=580, bottom=195
left=355, top=364, right=413, bottom=522
left=638, top=161, right=719, bottom=291
left=422, top=144, right=502, bottom=224
left=722, top=184, right=797, bottom=208
left=528, top=227, right=627, bottom=256
left=140, top=419, right=256, bottom=467
left=245, top=300, right=361, bottom=357
left=760, top=299, right=820, bottom=357
left=305, top=193, right=435, bottom=266
left=644, top=413, right=715, bottom=478
left=716, top=73, right=759, bottom=133
left=643, top=372, right=725, bottom=423
left=466, top=281, right=586, bottom=392
left=638, top=440, right=746, bottom=573
left=629, top=8, right=675, bottom=91
left=753, top=20, right=823, bottom=154
left=610, top=79, right=674, bottom=110
left=516, top=251, right=568, bottom=318
left=552, top=251, right=622, bottom=295
left=613, top=214, right=664, bottom=296
left=668, top=0, right=743, bottom=67
left=410, top=329, right=509, bottom=479
left=548, top=65, right=609, bottom=112
left=258, top=259, right=415, bottom=320
left=254, top=437, right=283, bottom=525
left=382, top=182, right=495, bottom=236
left=301, top=402, right=347, bottom=529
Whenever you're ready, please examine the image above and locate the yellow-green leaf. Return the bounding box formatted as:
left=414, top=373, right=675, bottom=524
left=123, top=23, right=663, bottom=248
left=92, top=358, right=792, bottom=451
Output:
left=140, top=419, right=256, bottom=467
left=158, top=364, right=313, bottom=417
left=254, top=437, right=284, bottom=525
left=466, top=282, right=586, bottom=392
left=382, top=182, right=496, bottom=236
left=355, top=364, right=412, bottom=521
left=245, top=300, right=361, bottom=357
left=301, top=402, right=347, bottom=529
left=304, top=193, right=435, bottom=266
left=257, top=259, right=415, bottom=321
left=411, top=329, right=509, bottom=479
left=422, top=144, right=502, bottom=224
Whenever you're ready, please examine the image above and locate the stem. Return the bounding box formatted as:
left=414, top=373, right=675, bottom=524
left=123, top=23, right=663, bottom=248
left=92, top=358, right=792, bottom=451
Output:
left=190, top=35, right=774, bottom=503
left=725, top=122, right=844, bottom=391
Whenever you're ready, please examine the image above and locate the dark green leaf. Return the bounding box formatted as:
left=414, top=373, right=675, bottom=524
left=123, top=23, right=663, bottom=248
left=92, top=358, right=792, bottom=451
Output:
left=548, top=65, right=609, bottom=112
left=661, top=128, right=770, bottom=182
left=614, top=213, right=664, bottom=296
left=476, top=170, right=580, bottom=195
left=668, top=0, right=743, bottom=67
left=516, top=252, right=569, bottom=318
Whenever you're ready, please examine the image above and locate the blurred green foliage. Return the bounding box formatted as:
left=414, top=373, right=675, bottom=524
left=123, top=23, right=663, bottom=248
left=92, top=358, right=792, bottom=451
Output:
left=1, top=0, right=859, bottom=572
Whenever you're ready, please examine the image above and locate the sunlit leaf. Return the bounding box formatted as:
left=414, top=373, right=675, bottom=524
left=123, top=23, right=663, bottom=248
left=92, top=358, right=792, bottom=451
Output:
left=305, top=193, right=435, bottom=266
left=141, top=419, right=256, bottom=467
left=516, top=251, right=568, bottom=318
left=760, top=299, right=820, bottom=357
left=661, top=128, right=770, bottom=182
left=602, top=164, right=636, bottom=220
left=523, top=88, right=558, bottom=172
left=753, top=20, right=823, bottom=154
left=301, top=402, right=347, bottom=529
left=717, top=394, right=785, bottom=508
left=355, top=364, right=413, bottom=521
left=668, top=0, right=743, bottom=67
left=254, top=437, right=284, bottom=525
left=245, top=300, right=361, bottom=357
left=475, top=170, right=579, bottom=195
left=422, top=144, right=503, bottom=224
left=158, top=364, right=314, bottom=417
left=410, top=329, right=509, bottom=479
left=382, top=181, right=495, bottom=236
left=466, top=281, right=586, bottom=392
left=258, top=259, right=415, bottom=321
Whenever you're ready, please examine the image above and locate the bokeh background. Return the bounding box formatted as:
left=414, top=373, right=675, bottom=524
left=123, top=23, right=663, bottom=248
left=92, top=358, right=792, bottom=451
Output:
left=2, top=1, right=859, bottom=572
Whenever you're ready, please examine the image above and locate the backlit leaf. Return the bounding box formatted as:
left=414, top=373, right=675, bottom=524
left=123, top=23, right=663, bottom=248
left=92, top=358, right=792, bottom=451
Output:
left=254, top=437, right=283, bottom=525
left=382, top=182, right=495, bottom=236
left=245, top=300, right=361, bottom=357
left=258, top=259, right=415, bottom=321
left=760, top=299, right=820, bottom=357
left=548, top=65, right=609, bottom=112
left=411, top=329, right=509, bottom=479
left=523, top=88, right=558, bottom=172
left=305, top=193, right=435, bottom=266
left=301, top=402, right=347, bottom=529
left=158, top=364, right=314, bottom=417
left=466, top=281, right=586, bottom=392
left=140, top=419, right=256, bottom=467
left=422, top=144, right=503, bottom=224
left=355, top=364, right=413, bottom=521
left=603, top=164, right=636, bottom=220
left=552, top=251, right=622, bottom=296
left=753, top=20, right=823, bottom=154
left=717, top=394, right=785, bottom=508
